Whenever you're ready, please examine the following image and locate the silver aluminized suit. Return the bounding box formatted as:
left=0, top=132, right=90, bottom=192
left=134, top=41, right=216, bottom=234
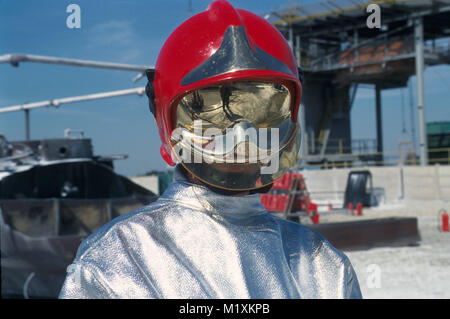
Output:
left=59, top=166, right=362, bottom=299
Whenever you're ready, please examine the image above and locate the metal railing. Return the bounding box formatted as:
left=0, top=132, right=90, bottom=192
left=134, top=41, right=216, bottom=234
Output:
left=298, top=147, right=450, bottom=168
left=300, top=34, right=450, bottom=72
left=306, top=34, right=417, bottom=72
left=305, top=138, right=378, bottom=155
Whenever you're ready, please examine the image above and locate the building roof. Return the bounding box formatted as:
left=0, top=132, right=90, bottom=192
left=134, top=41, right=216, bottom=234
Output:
left=269, top=0, right=450, bottom=39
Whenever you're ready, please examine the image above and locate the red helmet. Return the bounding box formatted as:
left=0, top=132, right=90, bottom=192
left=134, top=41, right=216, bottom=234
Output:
left=148, top=0, right=302, bottom=166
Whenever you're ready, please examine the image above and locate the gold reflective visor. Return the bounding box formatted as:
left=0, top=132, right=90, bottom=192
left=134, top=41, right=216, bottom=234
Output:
left=176, top=81, right=291, bottom=132
left=169, top=81, right=301, bottom=191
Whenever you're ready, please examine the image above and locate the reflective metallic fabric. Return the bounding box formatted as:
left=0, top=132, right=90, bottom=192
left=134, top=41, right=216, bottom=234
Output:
left=59, top=166, right=362, bottom=299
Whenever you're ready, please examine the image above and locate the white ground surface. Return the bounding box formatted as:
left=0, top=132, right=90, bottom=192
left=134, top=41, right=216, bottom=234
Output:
left=305, top=201, right=450, bottom=298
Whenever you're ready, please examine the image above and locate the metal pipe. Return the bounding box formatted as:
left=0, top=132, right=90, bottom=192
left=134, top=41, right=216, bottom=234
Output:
left=414, top=17, right=428, bottom=166
left=309, top=23, right=411, bottom=67
left=0, top=87, right=146, bottom=114
left=295, top=34, right=301, bottom=66
left=299, top=103, right=307, bottom=160
left=288, top=26, right=294, bottom=50
left=24, top=109, right=30, bottom=140
left=399, top=167, right=404, bottom=200
left=53, top=199, right=60, bottom=236
left=0, top=53, right=153, bottom=72
left=375, top=83, right=383, bottom=164
left=408, top=79, right=418, bottom=154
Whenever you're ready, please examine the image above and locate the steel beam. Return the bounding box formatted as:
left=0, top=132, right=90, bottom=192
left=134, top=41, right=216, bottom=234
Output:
left=375, top=83, right=383, bottom=164
left=414, top=17, right=428, bottom=166
left=274, top=5, right=450, bottom=37
left=25, top=109, right=30, bottom=141
left=0, top=53, right=153, bottom=72
left=0, top=87, right=146, bottom=114
left=288, top=26, right=294, bottom=50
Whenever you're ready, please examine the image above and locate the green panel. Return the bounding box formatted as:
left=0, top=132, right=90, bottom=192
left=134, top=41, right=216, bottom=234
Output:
left=427, top=122, right=450, bottom=135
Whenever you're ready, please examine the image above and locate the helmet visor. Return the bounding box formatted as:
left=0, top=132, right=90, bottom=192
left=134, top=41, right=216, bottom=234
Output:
left=169, top=81, right=301, bottom=191
left=176, top=81, right=291, bottom=131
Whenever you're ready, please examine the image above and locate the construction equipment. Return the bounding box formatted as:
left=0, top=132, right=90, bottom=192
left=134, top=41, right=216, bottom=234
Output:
left=343, top=170, right=385, bottom=208
left=260, top=172, right=320, bottom=224
left=0, top=131, right=158, bottom=298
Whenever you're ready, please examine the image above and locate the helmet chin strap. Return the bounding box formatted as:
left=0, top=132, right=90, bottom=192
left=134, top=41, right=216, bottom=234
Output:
left=178, top=164, right=272, bottom=196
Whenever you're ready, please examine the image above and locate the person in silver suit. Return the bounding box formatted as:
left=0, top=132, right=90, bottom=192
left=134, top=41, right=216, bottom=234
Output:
left=59, top=0, right=362, bottom=299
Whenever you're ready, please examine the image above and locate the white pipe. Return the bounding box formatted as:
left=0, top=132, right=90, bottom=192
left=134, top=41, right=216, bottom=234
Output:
left=414, top=17, right=428, bottom=166
left=0, top=53, right=153, bottom=72
left=0, top=87, right=146, bottom=114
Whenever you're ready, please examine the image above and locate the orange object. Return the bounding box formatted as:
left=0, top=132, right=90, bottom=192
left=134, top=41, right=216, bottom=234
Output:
left=261, top=194, right=278, bottom=211
left=311, top=210, right=319, bottom=224
left=348, top=203, right=354, bottom=216
left=307, top=202, right=318, bottom=215
left=276, top=195, right=289, bottom=212
left=356, top=203, right=362, bottom=216
left=260, top=194, right=268, bottom=207
left=442, top=211, right=449, bottom=232
left=272, top=173, right=292, bottom=190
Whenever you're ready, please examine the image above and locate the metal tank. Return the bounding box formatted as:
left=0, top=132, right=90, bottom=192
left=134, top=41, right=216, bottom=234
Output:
left=0, top=130, right=157, bottom=298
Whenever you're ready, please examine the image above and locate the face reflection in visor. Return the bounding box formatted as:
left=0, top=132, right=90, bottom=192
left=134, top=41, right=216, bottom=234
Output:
left=170, top=81, right=301, bottom=191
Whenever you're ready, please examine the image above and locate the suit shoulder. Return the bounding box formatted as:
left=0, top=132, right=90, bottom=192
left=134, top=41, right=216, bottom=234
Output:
left=274, top=216, right=348, bottom=261
left=74, top=199, right=167, bottom=262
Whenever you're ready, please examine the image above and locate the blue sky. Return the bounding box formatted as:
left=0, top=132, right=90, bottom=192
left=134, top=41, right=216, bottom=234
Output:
left=1, top=0, right=449, bottom=176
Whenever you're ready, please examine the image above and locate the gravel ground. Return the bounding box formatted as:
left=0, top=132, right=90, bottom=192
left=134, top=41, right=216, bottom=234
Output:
left=302, top=200, right=450, bottom=299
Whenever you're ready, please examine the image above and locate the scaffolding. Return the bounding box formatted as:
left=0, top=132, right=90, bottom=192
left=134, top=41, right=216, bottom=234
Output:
left=268, top=0, right=450, bottom=167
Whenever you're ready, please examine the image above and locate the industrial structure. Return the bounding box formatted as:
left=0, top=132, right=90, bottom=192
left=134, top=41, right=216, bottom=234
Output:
left=269, top=0, right=450, bottom=167
left=427, top=121, right=450, bottom=164
left=1, top=1, right=450, bottom=169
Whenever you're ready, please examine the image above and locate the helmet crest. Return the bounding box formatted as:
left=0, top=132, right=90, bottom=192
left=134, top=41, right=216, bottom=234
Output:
left=181, top=25, right=294, bottom=86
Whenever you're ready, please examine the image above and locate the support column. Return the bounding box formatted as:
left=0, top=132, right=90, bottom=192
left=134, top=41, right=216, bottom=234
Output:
left=295, top=34, right=301, bottom=66
left=408, top=79, right=418, bottom=154
left=375, top=84, right=383, bottom=165
left=414, top=17, right=428, bottom=166
left=25, top=109, right=30, bottom=141
left=299, top=103, right=307, bottom=163
left=288, top=26, right=294, bottom=50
